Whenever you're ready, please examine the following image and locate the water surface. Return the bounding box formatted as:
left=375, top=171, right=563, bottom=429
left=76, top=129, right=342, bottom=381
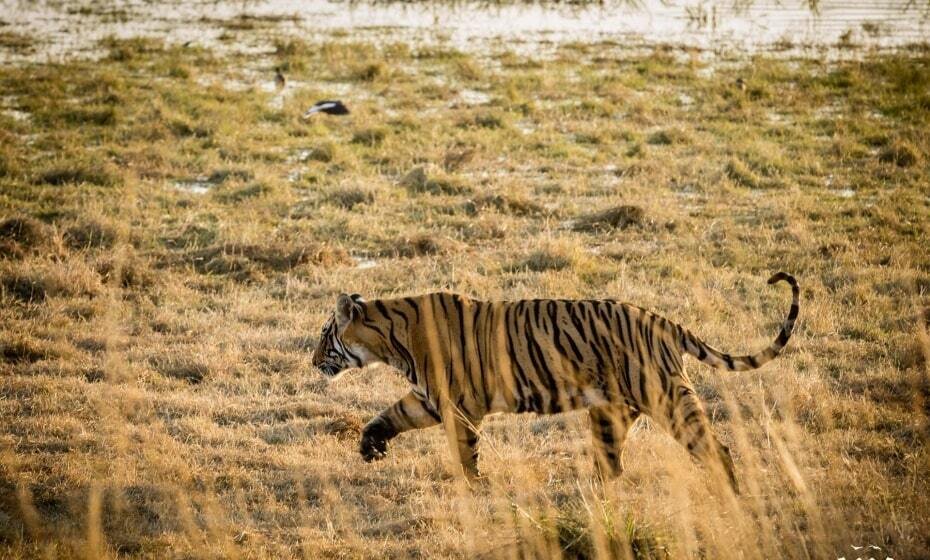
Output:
left=0, top=0, right=927, bottom=62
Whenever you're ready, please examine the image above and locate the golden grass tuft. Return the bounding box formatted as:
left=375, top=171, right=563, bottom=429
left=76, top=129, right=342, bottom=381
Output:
left=386, top=234, right=465, bottom=258
left=64, top=218, right=124, bottom=250
left=150, top=355, right=210, bottom=384
left=0, top=216, right=57, bottom=258
left=400, top=166, right=471, bottom=195
left=35, top=162, right=118, bottom=187
left=878, top=139, right=922, bottom=167
left=325, top=186, right=376, bottom=210
left=573, top=205, right=646, bottom=233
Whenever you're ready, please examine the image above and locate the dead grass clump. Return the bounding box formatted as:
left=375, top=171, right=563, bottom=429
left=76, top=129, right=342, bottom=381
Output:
left=459, top=110, right=505, bottom=129
left=351, top=61, right=386, bottom=82
left=94, top=255, right=153, bottom=289
left=273, top=37, right=311, bottom=58
left=647, top=130, right=673, bottom=145
left=161, top=223, right=217, bottom=249
left=553, top=505, right=667, bottom=560
left=103, top=36, right=163, bottom=61
left=322, top=416, right=362, bottom=441
left=443, top=146, right=476, bottom=171
left=1, top=270, right=48, bottom=302
left=215, top=182, right=271, bottom=203
left=187, top=242, right=350, bottom=275
left=208, top=168, right=255, bottom=183
left=1, top=335, right=57, bottom=363
left=0, top=31, right=34, bottom=52
left=0, top=146, right=20, bottom=178
left=386, top=234, right=464, bottom=258
left=0, top=216, right=49, bottom=247
left=725, top=158, right=765, bottom=189
left=456, top=215, right=509, bottom=241
left=64, top=218, right=122, bottom=250
left=196, top=254, right=257, bottom=280
left=573, top=205, right=646, bottom=232
left=522, top=249, right=573, bottom=272
left=325, top=187, right=375, bottom=210
left=350, top=127, right=388, bottom=146
left=305, top=143, right=336, bottom=163
left=61, top=105, right=116, bottom=126
left=83, top=367, right=106, bottom=383
left=152, top=356, right=209, bottom=384
left=878, top=140, right=921, bottom=167
left=473, top=193, right=544, bottom=216
left=453, top=57, right=483, bottom=81
left=165, top=116, right=213, bottom=138
left=0, top=216, right=55, bottom=258
left=36, top=162, right=118, bottom=187
left=513, top=238, right=594, bottom=273
left=400, top=166, right=470, bottom=195
left=1, top=264, right=100, bottom=302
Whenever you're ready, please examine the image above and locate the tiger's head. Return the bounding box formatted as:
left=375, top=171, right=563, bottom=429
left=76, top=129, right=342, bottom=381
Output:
left=311, top=293, right=380, bottom=378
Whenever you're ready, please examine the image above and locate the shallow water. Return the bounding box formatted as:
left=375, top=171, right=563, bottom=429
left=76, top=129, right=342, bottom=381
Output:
left=0, top=0, right=927, bottom=63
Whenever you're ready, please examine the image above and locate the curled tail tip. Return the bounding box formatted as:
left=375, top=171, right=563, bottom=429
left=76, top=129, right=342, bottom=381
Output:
left=767, top=271, right=798, bottom=286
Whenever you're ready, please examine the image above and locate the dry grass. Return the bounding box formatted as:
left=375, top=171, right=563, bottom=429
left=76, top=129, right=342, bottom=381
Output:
left=0, top=17, right=929, bottom=560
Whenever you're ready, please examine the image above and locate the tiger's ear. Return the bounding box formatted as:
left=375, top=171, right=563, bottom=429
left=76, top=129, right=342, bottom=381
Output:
left=336, top=293, right=362, bottom=328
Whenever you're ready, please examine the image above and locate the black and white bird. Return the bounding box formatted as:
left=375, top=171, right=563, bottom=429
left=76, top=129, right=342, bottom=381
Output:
left=302, top=100, right=350, bottom=119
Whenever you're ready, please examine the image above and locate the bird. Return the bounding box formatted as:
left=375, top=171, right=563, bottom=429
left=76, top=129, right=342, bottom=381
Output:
left=735, top=77, right=747, bottom=92
left=302, top=100, right=350, bottom=119
left=274, top=68, right=286, bottom=91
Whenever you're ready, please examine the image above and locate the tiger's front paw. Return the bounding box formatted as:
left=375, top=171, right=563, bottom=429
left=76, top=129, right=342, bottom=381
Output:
left=360, top=434, right=388, bottom=462
left=359, top=417, right=396, bottom=463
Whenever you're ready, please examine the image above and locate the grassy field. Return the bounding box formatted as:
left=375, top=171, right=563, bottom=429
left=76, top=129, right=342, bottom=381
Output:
left=1, top=20, right=929, bottom=559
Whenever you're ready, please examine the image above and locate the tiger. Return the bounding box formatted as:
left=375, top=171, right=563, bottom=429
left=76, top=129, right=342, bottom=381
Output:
left=311, top=272, right=799, bottom=491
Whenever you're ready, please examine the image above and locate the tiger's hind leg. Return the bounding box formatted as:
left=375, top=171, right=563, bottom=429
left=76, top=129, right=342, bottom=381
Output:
left=447, top=414, right=483, bottom=481
left=661, top=385, right=739, bottom=494
left=589, top=405, right=641, bottom=479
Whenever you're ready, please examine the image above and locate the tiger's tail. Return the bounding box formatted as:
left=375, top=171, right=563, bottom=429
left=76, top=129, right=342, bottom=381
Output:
left=678, top=272, right=799, bottom=371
